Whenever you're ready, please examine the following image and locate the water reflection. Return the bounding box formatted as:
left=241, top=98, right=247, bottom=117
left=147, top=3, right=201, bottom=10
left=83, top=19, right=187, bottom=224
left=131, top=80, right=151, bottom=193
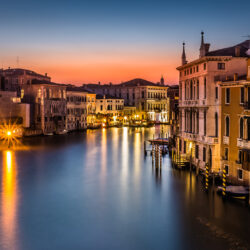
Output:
left=1, top=151, right=19, bottom=250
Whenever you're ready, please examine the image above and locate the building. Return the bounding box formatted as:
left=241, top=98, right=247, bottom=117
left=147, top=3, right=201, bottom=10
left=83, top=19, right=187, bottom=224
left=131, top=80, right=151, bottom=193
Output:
left=84, top=78, right=169, bottom=123
left=176, top=33, right=250, bottom=173
left=0, top=68, right=50, bottom=92
left=66, top=87, right=88, bottom=131
left=0, top=90, right=30, bottom=137
left=96, top=94, right=124, bottom=115
left=219, top=64, right=250, bottom=185
left=22, top=79, right=67, bottom=135
left=86, top=91, right=96, bottom=127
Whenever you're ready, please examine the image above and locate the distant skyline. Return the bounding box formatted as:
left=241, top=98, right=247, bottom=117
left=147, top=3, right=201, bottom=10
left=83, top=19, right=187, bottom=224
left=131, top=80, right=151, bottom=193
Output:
left=1, top=0, right=250, bottom=84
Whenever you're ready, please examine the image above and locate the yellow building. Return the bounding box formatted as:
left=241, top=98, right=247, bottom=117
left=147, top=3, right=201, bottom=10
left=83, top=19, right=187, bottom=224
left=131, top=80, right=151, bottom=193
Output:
left=219, top=73, right=250, bottom=185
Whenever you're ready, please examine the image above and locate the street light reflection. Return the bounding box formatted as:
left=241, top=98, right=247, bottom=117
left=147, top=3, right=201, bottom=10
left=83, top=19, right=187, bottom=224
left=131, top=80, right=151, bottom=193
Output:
left=1, top=150, right=19, bottom=250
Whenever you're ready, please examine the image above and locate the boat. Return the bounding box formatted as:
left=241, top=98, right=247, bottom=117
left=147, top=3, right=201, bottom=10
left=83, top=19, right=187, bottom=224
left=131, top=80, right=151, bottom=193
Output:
left=55, top=129, right=68, bottom=135
left=44, top=132, right=53, bottom=136
left=217, top=185, right=249, bottom=199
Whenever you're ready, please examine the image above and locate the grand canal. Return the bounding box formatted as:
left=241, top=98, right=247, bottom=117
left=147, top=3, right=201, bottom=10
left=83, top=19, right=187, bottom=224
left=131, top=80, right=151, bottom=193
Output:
left=0, top=126, right=249, bottom=250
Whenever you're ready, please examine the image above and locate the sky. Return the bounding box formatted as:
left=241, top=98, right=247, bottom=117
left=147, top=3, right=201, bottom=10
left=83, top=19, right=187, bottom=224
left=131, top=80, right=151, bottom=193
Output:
left=0, top=0, right=250, bottom=85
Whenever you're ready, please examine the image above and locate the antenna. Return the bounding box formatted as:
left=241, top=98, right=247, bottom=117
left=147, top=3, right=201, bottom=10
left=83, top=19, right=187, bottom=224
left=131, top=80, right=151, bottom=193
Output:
left=16, top=56, right=19, bottom=68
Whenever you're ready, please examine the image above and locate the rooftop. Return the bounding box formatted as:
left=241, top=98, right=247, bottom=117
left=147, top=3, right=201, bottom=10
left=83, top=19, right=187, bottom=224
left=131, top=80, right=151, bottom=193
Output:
left=0, top=68, right=50, bottom=79
left=96, top=94, right=123, bottom=100
left=206, top=40, right=250, bottom=57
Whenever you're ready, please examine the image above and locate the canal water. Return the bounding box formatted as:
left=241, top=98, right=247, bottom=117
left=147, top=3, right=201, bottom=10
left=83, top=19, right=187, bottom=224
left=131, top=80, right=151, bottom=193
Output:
left=0, top=126, right=249, bottom=250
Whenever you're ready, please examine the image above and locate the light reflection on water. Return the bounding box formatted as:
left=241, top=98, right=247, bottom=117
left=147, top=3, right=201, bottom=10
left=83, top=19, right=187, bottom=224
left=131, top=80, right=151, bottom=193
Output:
left=1, top=151, right=19, bottom=250
left=0, top=126, right=249, bottom=250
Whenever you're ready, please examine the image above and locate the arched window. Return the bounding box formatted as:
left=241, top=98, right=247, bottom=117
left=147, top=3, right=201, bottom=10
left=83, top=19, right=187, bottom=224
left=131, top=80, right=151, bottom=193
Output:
left=240, top=117, right=244, bottom=139
left=215, top=112, right=218, bottom=137
left=225, top=116, right=230, bottom=136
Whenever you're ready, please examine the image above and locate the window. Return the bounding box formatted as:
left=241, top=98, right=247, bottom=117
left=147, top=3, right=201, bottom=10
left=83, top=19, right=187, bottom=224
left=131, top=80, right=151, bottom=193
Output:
left=204, top=77, right=206, bottom=99
left=196, top=65, right=199, bottom=72
left=248, top=118, right=250, bottom=140
left=238, top=169, right=243, bottom=180
left=100, top=105, right=103, bottom=111
left=225, top=116, right=230, bottom=136
left=225, top=165, right=229, bottom=175
left=215, top=112, right=218, bottom=137
left=240, top=87, right=244, bottom=104
left=224, top=148, right=228, bottom=160
left=204, top=63, right=206, bottom=70
left=179, top=140, right=182, bottom=152
left=196, top=112, right=199, bottom=133
left=184, top=141, right=186, bottom=154
left=238, top=150, right=243, bottom=164
left=197, top=80, right=199, bottom=99
left=203, top=147, right=206, bottom=162
left=215, top=87, right=218, bottom=99
left=218, top=63, right=225, bottom=70
left=195, top=145, right=199, bottom=159
left=225, top=88, right=230, bottom=104
left=204, top=111, right=206, bottom=135
left=240, top=117, right=244, bottom=139
left=142, top=91, right=144, bottom=98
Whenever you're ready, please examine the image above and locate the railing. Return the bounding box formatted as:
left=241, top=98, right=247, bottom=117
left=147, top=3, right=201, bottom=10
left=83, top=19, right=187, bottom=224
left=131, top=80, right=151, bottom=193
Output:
left=223, top=136, right=229, bottom=145
left=237, top=138, right=250, bottom=149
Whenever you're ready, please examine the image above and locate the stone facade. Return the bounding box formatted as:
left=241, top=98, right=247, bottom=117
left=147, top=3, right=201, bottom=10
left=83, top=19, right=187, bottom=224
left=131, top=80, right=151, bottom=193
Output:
left=66, top=87, right=87, bottom=131
left=22, top=80, right=66, bottom=135
left=176, top=34, right=250, bottom=172
left=219, top=72, right=250, bottom=184
left=84, top=78, right=169, bottom=123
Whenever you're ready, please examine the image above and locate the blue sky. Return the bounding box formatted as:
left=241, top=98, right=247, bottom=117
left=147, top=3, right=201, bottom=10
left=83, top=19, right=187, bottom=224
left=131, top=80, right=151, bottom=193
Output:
left=0, top=0, right=249, bottom=84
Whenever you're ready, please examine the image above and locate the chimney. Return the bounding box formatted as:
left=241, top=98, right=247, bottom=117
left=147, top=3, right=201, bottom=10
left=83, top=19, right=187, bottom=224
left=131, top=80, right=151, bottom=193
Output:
left=45, top=73, right=47, bottom=77
left=235, top=46, right=241, bottom=57
left=234, top=73, right=238, bottom=81
left=98, top=81, right=101, bottom=85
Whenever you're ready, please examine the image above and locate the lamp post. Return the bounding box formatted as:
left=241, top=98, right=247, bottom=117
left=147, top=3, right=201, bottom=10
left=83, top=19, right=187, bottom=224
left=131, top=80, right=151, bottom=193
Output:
left=7, top=131, right=12, bottom=148
left=189, top=142, right=192, bottom=172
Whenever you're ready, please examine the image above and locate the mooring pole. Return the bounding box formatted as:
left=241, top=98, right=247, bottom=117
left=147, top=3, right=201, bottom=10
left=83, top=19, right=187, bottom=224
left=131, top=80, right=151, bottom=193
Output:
left=205, top=163, right=209, bottom=191
left=222, top=166, right=226, bottom=197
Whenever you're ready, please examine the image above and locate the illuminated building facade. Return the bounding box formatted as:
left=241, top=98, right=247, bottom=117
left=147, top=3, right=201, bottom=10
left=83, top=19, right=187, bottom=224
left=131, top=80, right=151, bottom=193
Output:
left=84, top=78, right=169, bottom=123
left=176, top=33, right=250, bottom=173
left=219, top=62, right=250, bottom=184
left=66, top=87, right=88, bottom=131
left=22, top=79, right=67, bottom=135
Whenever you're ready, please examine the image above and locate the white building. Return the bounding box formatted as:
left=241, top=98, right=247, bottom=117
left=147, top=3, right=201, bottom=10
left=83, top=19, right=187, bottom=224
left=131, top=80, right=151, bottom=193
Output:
left=176, top=33, right=250, bottom=172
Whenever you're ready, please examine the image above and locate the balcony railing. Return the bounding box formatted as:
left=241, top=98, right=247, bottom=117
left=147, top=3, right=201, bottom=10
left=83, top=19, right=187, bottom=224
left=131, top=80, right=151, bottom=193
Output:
left=237, top=138, right=250, bottom=149
left=223, top=136, right=229, bottom=145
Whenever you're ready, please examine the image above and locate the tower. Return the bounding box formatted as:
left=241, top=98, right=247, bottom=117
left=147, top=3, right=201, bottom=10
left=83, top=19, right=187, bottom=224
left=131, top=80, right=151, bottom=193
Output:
left=160, top=75, right=164, bottom=85
left=182, top=42, right=187, bottom=66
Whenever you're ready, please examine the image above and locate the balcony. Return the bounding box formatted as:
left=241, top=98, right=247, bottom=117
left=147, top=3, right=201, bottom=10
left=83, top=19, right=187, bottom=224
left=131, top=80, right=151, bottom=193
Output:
left=223, top=136, right=229, bottom=145
left=237, top=138, right=250, bottom=149
left=205, top=136, right=219, bottom=144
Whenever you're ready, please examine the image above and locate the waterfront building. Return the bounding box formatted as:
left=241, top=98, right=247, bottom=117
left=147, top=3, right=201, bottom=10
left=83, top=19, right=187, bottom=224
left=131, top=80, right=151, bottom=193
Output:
left=86, top=92, right=97, bottom=127
left=84, top=78, right=169, bottom=123
left=176, top=33, right=250, bottom=173
left=218, top=61, right=250, bottom=185
left=96, top=94, right=124, bottom=116
left=0, top=68, right=50, bottom=92
left=0, top=90, right=30, bottom=136
left=22, top=79, right=67, bottom=135
left=66, top=87, right=88, bottom=131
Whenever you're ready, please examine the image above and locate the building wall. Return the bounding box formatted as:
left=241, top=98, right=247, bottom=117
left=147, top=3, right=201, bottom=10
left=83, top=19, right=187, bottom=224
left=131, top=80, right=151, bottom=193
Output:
left=178, top=57, right=248, bottom=172
left=22, top=84, right=67, bottom=134
left=96, top=98, right=124, bottom=115
left=221, top=83, right=250, bottom=184
left=66, top=91, right=87, bottom=131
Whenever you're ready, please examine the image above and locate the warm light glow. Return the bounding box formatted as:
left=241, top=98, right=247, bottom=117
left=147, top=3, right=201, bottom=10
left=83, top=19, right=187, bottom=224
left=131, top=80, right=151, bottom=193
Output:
left=113, top=116, right=117, bottom=122
left=124, top=116, right=127, bottom=120
left=1, top=151, right=18, bottom=249
left=7, top=131, right=11, bottom=136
